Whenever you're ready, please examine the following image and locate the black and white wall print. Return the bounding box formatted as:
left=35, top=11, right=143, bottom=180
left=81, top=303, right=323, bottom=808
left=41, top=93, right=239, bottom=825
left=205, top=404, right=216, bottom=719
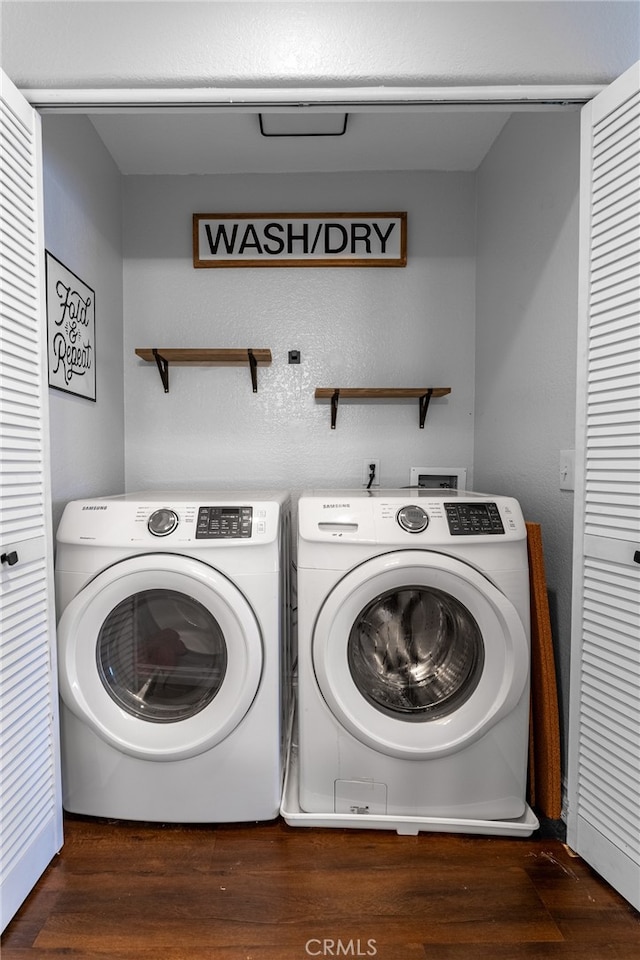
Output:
left=45, top=252, right=96, bottom=401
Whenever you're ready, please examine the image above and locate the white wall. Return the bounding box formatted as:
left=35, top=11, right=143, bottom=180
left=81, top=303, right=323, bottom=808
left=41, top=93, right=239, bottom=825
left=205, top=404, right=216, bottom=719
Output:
left=42, top=116, right=125, bottom=530
left=123, top=171, right=476, bottom=493
left=475, top=111, right=581, bottom=756
left=2, top=1, right=638, bottom=87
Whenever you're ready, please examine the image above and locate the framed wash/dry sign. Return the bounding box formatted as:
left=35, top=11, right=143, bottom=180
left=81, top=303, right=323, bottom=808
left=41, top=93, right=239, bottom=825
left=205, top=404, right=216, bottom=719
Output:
left=45, top=252, right=96, bottom=401
left=193, top=212, right=407, bottom=268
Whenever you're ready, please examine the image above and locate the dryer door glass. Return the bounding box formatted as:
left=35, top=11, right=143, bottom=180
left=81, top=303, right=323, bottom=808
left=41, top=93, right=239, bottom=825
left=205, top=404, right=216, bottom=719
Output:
left=347, top=586, right=484, bottom=721
left=96, top=589, right=227, bottom=722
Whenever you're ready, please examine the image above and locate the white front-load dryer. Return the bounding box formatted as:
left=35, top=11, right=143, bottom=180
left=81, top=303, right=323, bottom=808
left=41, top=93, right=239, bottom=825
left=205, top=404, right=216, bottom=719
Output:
left=55, top=490, right=291, bottom=822
left=289, top=489, right=537, bottom=836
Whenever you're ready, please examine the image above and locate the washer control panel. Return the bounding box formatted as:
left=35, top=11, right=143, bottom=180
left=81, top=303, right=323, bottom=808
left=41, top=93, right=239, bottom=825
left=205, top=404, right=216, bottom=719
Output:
left=196, top=505, right=253, bottom=539
left=397, top=504, right=429, bottom=533
left=299, top=489, right=525, bottom=544
left=445, top=502, right=505, bottom=536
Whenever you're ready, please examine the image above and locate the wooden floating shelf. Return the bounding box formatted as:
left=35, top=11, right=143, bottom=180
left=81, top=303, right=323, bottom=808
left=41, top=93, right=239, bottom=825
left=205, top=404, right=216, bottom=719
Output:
left=135, top=348, right=272, bottom=393
left=314, top=387, right=451, bottom=429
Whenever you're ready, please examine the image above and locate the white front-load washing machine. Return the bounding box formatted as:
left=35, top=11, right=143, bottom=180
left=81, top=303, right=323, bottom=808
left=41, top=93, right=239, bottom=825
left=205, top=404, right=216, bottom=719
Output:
left=55, top=490, right=292, bottom=822
left=283, top=488, right=538, bottom=836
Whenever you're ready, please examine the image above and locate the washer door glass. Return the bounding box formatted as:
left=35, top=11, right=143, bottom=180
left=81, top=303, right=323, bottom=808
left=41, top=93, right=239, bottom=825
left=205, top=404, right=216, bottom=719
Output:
left=97, top=589, right=228, bottom=723
left=312, top=551, right=529, bottom=760
left=348, top=586, right=484, bottom=721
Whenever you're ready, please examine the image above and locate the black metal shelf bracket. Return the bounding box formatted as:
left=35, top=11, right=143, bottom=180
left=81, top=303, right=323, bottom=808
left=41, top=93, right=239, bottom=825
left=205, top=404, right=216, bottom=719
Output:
left=331, top=389, right=340, bottom=429
left=152, top=349, right=170, bottom=393
left=419, top=389, right=433, bottom=429
left=145, top=348, right=265, bottom=393
left=248, top=349, right=258, bottom=392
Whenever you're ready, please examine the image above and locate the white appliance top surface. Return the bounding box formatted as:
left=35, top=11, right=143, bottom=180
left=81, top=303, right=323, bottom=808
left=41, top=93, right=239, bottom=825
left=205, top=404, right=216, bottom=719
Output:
left=107, top=489, right=289, bottom=504
left=302, top=488, right=493, bottom=499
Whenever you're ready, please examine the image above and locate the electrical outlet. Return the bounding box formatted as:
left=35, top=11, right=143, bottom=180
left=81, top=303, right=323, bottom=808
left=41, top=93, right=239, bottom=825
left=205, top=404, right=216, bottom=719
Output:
left=362, top=459, right=380, bottom=487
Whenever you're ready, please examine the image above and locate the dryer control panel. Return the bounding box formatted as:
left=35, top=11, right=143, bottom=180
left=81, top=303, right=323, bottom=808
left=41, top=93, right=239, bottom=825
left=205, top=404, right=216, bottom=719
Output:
left=54, top=492, right=286, bottom=549
left=196, top=506, right=253, bottom=539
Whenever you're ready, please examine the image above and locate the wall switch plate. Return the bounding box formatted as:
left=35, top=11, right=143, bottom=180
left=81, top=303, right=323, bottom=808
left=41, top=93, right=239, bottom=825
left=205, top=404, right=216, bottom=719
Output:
left=560, top=449, right=575, bottom=491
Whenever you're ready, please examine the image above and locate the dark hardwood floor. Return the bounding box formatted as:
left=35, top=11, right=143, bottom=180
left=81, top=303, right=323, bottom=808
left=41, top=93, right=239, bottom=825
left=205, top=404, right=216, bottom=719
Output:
left=3, top=815, right=639, bottom=959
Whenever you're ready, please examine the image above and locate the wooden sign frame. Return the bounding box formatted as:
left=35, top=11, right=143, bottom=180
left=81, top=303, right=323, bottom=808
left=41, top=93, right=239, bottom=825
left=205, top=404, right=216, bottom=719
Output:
left=193, top=212, right=407, bottom=268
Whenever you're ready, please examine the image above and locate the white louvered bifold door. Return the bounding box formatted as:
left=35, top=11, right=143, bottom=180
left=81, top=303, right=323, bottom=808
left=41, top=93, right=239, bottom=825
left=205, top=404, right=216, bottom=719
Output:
left=568, top=60, right=640, bottom=912
left=0, top=69, right=62, bottom=933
